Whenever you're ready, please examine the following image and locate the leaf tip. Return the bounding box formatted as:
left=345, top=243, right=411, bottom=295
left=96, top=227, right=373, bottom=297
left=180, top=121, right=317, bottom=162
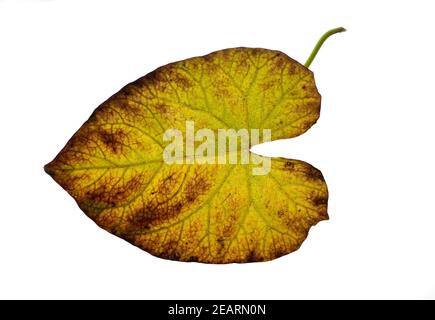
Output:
left=43, top=162, right=53, bottom=176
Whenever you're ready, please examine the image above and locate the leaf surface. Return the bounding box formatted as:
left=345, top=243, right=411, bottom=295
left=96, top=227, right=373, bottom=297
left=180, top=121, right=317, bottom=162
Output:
left=45, top=48, right=328, bottom=263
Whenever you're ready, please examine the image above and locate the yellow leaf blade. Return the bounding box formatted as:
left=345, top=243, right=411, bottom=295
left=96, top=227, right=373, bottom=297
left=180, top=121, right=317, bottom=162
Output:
left=45, top=47, right=327, bottom=263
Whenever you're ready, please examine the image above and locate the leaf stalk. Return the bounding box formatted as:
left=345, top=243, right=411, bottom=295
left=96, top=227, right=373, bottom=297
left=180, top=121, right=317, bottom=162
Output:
left=304, top=27, right=346, bottom=68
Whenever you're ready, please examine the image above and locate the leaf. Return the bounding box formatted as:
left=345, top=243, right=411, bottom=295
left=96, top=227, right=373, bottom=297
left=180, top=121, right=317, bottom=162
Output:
left=45, top=47, right=328, bottom=263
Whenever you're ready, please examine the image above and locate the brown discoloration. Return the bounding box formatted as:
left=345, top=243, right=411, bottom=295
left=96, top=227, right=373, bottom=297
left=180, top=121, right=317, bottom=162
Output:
left=185, top=174, right=211, bottom=203
left=157, top=241, right=181, bottom=261
left=273, top=247, right=287, bottom=260
left=260, top=80, right=278, bottom=92
left=319, top=209, right=329, bottom=220
left=220, top=223, right=234, bottom=238
left=126, top=200, right=183, bottom=232
left=115, top=82, right=145, bottom=100
left=111, top=99, right=144, bottom=118
left=203, top=53, right=216, bottom=63
left=216, top=237, right=225, bottom=255
left=246, top=249, right=263, bottom=263
left=311, top=195, right=328, bottom=206
left=152, top=171, right=183, bottom=199
left=155, top=103, right=169, bottom=115
left=144, top=68, right=165, bottom=84
left=84, top=174, right=144, bottom=208
left=52, top=172, right=89, bottom=196
left=213, top=86, right=231, bottom=100
left=125, top=170, right=211, bottom=232
left=153, top=102, right=175, bottom=120
left=286, top=61, right=298, bottom=76
left=307, top=191, right=329, bottom=221
left=298, top=119, right=318, bottom=133
left=306, top=99, right=321, bottom=112
left=94, top=210, right=119, bottom=231
left=126, top=204, right=163, bottom=232
left=98, top=128, right=127, bottom=154
left=284, top=161, right=295, bottom=171
left=45, top=133, right=93, bottom=168
left=187, top=255, right=199, bottom=262
left=136, top=67, right=170, bottom=94
left=161, top=171, right=177, bottom=185
left=283, top=214, right=311, bottom=235
left=139, top=64, right=194, bottom=94
left=234, top=55, right=249, bottom=70
left=304, top=165, right=324, bottom=181
left=250, top=47, right=269, bottom=58
left=171, top=70, right=193, bottom=89
left=83, top=183, right=114, bottom=207
left=99, top=82, right=150, bottom=120
left=273, top=56, right=286, bottom=69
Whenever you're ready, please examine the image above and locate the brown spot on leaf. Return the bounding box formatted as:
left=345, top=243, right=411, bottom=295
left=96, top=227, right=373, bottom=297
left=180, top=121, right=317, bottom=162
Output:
left=172, top=72, right=192, bottom=89
left=114, top=100, right=143, bottom=117
left=144, top=68, right=164, bottom=83
left=284, top=161, right=295, bottom=171
left=156, top=103, right=168, bottom=115
left=216, top=237, right=225, bottom=255
left=139, top=67, right=171, bottom=93
left=311, top=195, right=328, bottom=206
left=185, top=174, right=211, bottom=203
left=84, top=174, right=144, bottom=208
left=246, top=249, right=263, bottom=263
left=304, top=165, right=324, bottom=181
left=127, top=200, right=184, bottom=232
left=273, top=56, right=286, bottom=69
left=187, top=256, right=199, bottom=262
left=273, top=247, right=287, bottom=259
left=158, top=242, right=181, bottom=261
left=98, top=128, right=127, bottom=154
left=260, top=80, right=277, bottom=91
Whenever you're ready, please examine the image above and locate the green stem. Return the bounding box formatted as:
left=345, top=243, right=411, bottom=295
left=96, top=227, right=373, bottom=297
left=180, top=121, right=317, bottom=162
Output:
left=304, top=27, right=346, bottom=68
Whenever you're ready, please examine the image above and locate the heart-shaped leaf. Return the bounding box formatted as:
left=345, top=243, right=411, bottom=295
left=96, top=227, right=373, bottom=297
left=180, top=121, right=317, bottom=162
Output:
left=45, top=28, right=345, bottom=263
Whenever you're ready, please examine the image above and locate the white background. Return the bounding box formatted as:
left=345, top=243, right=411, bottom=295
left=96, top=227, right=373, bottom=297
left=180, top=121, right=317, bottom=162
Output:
left=1, top=0, right=434, bottom=299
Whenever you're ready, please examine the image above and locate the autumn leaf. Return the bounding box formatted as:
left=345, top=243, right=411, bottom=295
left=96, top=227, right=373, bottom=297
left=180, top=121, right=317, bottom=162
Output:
left=45, top=28, right=345, bottom=263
